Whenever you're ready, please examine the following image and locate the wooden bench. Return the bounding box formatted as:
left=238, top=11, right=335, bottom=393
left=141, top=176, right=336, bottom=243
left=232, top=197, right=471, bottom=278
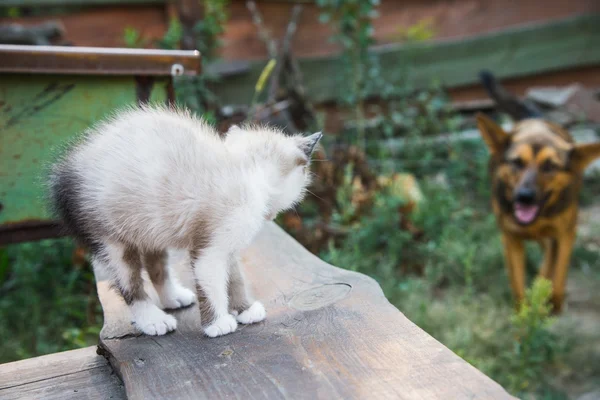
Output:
left=1, top=223, right=516, bottom=399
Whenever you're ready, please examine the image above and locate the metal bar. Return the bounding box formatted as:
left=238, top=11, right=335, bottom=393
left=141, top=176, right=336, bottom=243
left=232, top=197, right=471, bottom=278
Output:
left=165, top=77, right=176, bottom=106
left=135, top=76, right=155, bottom=106
left=0, top=220, right=66, bottom=245
left=0, top=44, right=202, bottom=76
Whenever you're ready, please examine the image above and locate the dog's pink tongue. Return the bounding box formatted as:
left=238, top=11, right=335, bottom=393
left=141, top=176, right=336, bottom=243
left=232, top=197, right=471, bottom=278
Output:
left=514, top=203, right=539, bottom=224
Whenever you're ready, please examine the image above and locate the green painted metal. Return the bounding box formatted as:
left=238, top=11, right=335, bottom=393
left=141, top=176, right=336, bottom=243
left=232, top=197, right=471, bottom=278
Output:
left=213, top=14, right=600, bottom=106
left=0, top=74, right=168, bottom=226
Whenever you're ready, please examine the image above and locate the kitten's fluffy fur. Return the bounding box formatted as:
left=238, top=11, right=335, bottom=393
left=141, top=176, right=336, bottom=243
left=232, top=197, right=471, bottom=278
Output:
left=48, top=105, right=321, bottom=337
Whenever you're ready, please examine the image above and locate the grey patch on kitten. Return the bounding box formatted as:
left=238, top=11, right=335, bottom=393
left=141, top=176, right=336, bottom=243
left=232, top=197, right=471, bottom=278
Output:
left=120, top=245, right=147, bottom=305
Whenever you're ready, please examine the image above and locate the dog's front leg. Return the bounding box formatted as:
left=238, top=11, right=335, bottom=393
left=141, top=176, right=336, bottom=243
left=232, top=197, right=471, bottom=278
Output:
left=538, top=238, right=557, bottom=279
left=550, top=231, right=576, bottom=314
left=502, top=233, right=526, bottom=308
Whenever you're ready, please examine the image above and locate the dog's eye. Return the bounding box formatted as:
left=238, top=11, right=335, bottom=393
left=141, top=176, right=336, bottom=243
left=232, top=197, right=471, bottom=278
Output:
left=509, top=158, right=525, bottom=169
left=540, top=160, right=558, bottom=173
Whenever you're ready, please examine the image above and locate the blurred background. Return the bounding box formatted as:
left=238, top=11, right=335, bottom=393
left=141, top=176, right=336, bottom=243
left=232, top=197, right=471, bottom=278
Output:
left=1, top=1, right=599, bottom=399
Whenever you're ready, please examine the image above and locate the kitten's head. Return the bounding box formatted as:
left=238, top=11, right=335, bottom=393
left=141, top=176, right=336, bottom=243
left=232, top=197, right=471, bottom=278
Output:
left=225, top=125, right=322, bottom=219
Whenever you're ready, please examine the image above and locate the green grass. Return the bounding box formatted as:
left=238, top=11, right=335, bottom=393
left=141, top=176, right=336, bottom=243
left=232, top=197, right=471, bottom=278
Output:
left=0, top=239, right=102, bottom=363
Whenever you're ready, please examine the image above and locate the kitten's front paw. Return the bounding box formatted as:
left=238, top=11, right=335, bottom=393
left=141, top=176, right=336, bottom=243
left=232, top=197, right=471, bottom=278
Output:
left=132, top=301, right=177, bottom=336
left=204, top=314, right=238, bottom=338
left=160, top=284, right=196, bottom=310
left=236, top=301, right=266, bottom=325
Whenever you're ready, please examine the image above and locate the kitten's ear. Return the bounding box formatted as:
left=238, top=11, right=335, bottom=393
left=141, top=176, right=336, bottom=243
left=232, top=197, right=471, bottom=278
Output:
left=299, top=132, right=323, bottom=158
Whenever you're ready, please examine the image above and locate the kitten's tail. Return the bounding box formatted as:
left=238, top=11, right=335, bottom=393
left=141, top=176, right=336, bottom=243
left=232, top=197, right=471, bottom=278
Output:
left=48, top=160, right=99, bottom=253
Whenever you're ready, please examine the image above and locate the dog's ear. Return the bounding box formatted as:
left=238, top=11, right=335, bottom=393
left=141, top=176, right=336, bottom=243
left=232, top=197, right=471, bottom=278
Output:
left=475, top=112, right=509, bottom=155
left=570, top=142, right=600, bottom=171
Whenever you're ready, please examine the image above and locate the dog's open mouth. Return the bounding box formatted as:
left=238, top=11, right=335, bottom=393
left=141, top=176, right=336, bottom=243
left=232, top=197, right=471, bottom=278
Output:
left=514, top=203, right=540, bottom=225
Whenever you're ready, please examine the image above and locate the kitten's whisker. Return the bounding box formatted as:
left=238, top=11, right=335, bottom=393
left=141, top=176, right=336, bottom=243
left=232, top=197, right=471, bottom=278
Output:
left=306, top=189, right=325, bottom=202
left=309, top=171, right=322, bottom=180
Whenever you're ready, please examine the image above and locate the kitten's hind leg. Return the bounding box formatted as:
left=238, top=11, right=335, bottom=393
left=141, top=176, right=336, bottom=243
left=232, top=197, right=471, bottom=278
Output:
left=191, top=248, right=237, bottom=338
left=102, top=242, right=177, bottom=336
left=144, top=250, right=195, bottom=310
left=228, top=256, right=266, bottom=325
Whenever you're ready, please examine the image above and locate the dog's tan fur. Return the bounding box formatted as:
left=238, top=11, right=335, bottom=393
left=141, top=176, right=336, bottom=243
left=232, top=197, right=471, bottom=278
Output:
left=476, top=113, right=600, bottom=312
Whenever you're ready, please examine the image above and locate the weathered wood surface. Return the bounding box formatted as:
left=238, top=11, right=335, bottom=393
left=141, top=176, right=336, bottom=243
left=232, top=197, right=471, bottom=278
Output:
left=0, top=44, right=201, bottom=76
left=0, top=346, right=125, bottom=400
left=96, top=222, right=515, bottom=400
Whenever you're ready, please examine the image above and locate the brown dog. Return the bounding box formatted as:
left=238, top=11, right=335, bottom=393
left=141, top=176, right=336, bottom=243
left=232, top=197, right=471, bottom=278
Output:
left=476, top=113, right=600, bottom=312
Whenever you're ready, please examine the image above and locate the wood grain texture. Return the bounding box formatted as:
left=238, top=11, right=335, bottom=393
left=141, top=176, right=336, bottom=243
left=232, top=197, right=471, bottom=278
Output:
left=0, top=44, right=201, bottom=76
left=97, top=223, right=516, bottom=400
left=0, top=346, right=125, bottom=400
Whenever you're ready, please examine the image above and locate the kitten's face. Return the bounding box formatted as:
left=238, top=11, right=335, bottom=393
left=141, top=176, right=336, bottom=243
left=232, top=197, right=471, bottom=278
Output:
left=224, top=126, right=322, bottom=220
left=268, top=132, right=322, bottom=219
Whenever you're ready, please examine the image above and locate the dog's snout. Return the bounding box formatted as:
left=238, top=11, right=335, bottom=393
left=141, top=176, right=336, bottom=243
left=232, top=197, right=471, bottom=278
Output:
left=515, top=187, right=536, bottom=204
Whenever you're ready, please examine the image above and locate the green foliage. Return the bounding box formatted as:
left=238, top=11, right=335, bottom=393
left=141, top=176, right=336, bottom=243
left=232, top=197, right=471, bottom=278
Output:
left=0, top=239, right=101, bottom=363
left=504, top=278, right=559, bottom=394
left=123, top=26, right=148, bottom=48
left=2, top=7, right=21, bottom=18
left=175, top=0, right=229, bottom=118
left=156, top=17, right=184, bottom=50
left=193, top=0, right=229, bottom=62
left=123, top=17, right=182, bottom=50
left=323, top=170, right=414, bottom=296
left=120, top=1, right=229, bottom=118
left=317, top=0, right=381, bottom=148
left=379, top=84, right=464, bottom=138
left=248, top=58, right=277, bottom=116
left=395, top=17, right=436, bottom=43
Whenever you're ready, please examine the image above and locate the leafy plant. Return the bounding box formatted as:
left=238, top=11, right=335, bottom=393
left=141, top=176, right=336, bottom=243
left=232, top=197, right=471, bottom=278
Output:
left=193, top=0, right=229, bottom=61
left=503, top=278, right=560, bottom=394
left=248, top=58, right=277, bottom=118
left=156, top=17, right=184, bottom=50
left=395, top=17, right=436, bottom=43
left=175, top=0, right=229, bottom=118
left=317, top=0, right=381, bottom=149
left=1, top=7, right=21, bottom=18
left=0, top=239, right=102, bottom=363
left=123, top=17, right=182, bottom=50
left=123, top=26, right=148, bottom=48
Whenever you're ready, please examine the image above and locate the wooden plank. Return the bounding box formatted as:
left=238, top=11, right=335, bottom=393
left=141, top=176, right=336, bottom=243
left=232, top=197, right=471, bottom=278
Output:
left=97, top=222, right=516, bottom=400
left=0, top=5, right=169, bottom=49
left=0, top=346, right=125, bottom=400
left=0, top=45, right=201, bottom=76
left=218, top=0, right=597, bottom=62
left=212, top=14, right=600, bottom=106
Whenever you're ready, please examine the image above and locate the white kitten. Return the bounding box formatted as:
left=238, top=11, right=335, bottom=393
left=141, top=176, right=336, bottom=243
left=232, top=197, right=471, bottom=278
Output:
left=48, top=105, right=321, bottom=337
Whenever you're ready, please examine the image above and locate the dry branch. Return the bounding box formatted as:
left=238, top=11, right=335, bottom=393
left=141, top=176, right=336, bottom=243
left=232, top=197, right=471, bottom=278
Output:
left=246, top=1, right=277, bottom=58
